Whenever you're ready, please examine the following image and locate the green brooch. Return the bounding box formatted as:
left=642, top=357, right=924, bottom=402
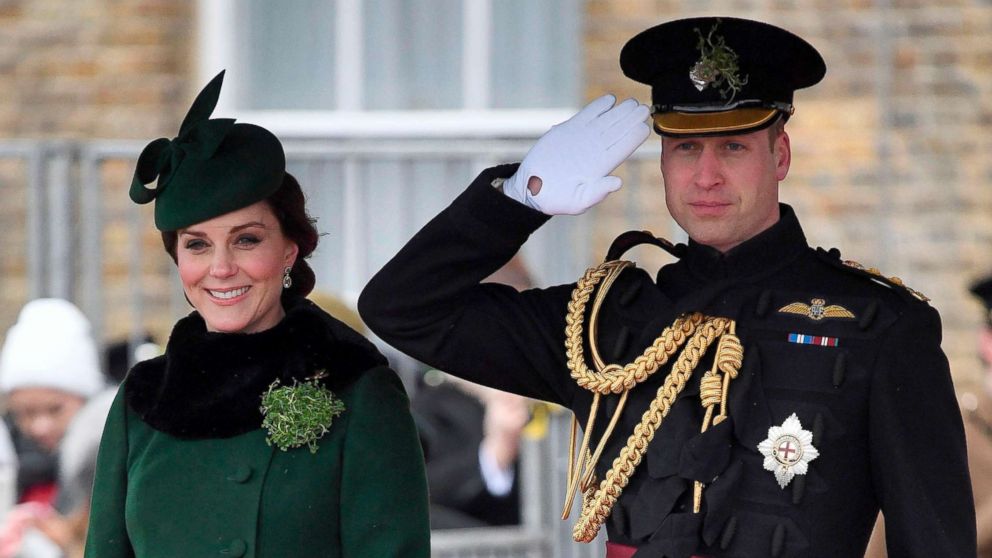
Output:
left=260, top=372, right=345, bottom=454
left=689, top=21, right=748, bottom=102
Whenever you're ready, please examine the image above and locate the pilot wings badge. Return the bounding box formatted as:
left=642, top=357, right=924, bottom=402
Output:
left=778, top=298, right=855, bottom=321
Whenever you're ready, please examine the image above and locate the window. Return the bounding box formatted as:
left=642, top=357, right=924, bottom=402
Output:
left=202, top=0, right=581, bottom=117
left=197, top=0, right=587, bottom=297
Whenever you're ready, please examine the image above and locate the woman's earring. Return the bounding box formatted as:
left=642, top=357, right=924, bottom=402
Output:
left=282, top=266, right=293, bottom=289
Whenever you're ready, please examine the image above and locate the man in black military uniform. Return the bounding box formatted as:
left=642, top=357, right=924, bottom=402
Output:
left=359, top=16, right=975, bottom=558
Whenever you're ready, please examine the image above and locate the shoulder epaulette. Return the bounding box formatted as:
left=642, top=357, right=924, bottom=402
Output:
left=814, top=247, right=930, bottom=303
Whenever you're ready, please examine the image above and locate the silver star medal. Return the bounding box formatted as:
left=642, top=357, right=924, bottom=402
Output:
left=757, top=413, right=819, bottom=488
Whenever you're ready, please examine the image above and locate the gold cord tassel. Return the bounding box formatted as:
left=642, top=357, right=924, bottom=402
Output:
left=692, top=325, right=742, bottom=512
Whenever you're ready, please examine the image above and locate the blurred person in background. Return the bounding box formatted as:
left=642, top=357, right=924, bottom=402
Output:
left=0, top=298, right=106, bottom=557
left=0, top=390, right=116, bottom=558
left=413, top=256, right=533, bottom=529
left=0, top=299, right=105, bottom=507
left=415, top=373, right=530, bottom=529
left=101, top=336, right=160, bottom=386
left=85, top=71, right=429, bottom=557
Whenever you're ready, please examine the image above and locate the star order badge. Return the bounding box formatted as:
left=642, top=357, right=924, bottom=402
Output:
left=757, top=413, right=819, bottom=489
left=778, top=298, right=855, bottom=321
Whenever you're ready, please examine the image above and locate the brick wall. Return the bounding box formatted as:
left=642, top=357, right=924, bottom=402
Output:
left=0, top=0, right=989, bottom=392
left=0, top=0, right=194, bottom=344
left=0, top=0, right=194, bottom=138
left=585, top=1, right=992, bottom=391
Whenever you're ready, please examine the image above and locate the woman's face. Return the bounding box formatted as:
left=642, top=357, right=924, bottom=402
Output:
left=177, top=201, right=299, bottom=334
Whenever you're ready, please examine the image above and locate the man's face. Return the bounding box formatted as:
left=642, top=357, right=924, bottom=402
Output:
left=660, top=126, right=791, bottom=253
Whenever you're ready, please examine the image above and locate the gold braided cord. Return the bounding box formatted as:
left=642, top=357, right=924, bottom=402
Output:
left=580, top=390, right=629, bottom=492
left=560, top=259, right=743, bottom=541
left=562, top=261, right=637, bottom=519
left=571, top=317, right=732, bottom=543
left=587, top=261, right=632, bottom=371
left=562, top=260, right=699, bottom=518
left=564, top=261, right=704, bottom=394
left=561, top=393, right=602, bottom=519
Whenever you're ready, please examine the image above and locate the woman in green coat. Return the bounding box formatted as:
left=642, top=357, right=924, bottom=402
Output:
left=84, top=71, right=430, bottom=558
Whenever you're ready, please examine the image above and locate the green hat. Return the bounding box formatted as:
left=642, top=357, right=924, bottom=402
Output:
left=129, top=71, right=286, bottom=231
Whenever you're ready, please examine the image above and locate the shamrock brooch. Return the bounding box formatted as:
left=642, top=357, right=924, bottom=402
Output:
left=260, top=372, right=345, bottom=454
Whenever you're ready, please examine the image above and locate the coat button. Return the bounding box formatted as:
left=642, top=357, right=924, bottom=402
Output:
left=221, top=539, right=247, bottom=556
left=226, top=466, right=253, bottom=484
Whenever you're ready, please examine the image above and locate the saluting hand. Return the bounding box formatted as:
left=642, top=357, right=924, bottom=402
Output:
left=502, top=94, right=650, bottom=215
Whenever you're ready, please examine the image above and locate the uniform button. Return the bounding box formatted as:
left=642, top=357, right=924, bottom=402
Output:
left=832, top=353, right=847, bottom=388
left=221, top=539, right=247, bottom=557
left=791, top=474, right=806, bottom=504
left=755, top=290, right=772, bottom=317
left=812, top=413, right=824, bottom=447
left=226, top=466, right=253, bottom=484
left=612, top=326, right=632, bottom=360
left=618, top=281, right=641, bottom=306
left=719, top=515, right=737, bottom=549
left=770, top=523, right=786, bottom=557
left=858, top=300, right=878, bottom=330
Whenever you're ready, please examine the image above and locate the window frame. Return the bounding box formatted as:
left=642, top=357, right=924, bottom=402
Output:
left=196, top=0, right=577, bottom=138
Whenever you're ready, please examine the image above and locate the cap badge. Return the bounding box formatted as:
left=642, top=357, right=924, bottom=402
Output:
left=757, top=413, right=819, bottom=489
left=778, top=298, right=856, bottom=321
left=689, top=21, right=748, bottom=101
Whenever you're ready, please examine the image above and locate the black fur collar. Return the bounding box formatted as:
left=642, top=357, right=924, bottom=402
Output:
left=125, top=297, right=387, bottom=439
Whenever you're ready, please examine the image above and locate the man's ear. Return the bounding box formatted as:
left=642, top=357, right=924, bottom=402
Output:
left=775, top=130, right=792, bottom=181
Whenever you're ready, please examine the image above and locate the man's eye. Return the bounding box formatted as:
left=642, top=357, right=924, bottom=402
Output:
left=725, top=142, right=746, bottom=151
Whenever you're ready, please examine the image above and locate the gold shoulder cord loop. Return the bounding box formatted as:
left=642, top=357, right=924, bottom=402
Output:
left=561, top=260, right=743, bottom=543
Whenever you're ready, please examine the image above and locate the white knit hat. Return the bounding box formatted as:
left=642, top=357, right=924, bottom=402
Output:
left=0, top=298, right=105, bottom=398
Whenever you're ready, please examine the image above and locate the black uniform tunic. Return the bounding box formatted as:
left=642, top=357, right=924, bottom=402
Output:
left=359, top=164, right=976, bottom=557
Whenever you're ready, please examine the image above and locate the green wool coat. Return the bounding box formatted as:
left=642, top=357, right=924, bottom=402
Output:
left=85, top=365, right=430, bottom=558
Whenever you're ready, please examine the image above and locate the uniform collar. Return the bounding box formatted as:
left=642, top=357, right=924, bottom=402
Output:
left=684, top=204, right=807, bottom=281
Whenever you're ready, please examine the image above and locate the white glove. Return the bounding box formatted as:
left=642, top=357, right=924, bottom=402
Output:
left=502, top=94, right=650, bottom=215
